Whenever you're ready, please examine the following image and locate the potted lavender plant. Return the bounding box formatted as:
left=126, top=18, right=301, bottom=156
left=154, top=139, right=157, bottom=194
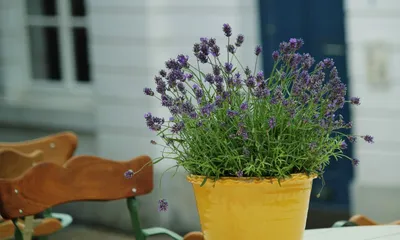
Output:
left=142, top=24, right=373, bottom=240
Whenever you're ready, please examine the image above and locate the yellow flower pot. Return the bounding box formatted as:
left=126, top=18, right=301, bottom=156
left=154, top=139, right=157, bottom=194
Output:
left=187, top=174, right=316, bottom=240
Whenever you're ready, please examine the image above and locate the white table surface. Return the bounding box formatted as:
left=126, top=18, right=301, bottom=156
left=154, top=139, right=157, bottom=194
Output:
left=304, top=226, right=400, bottom=240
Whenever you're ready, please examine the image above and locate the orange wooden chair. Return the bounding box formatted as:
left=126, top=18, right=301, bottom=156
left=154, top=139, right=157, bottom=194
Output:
left=0, top=132, right=78, bottom=240
left=0, top=149, right=67, bottom=240
left=0, top=154, right=184, bottom=240
left=333, top=214, right=400, bottom=227
left=0, top=131, right=78, bottom=166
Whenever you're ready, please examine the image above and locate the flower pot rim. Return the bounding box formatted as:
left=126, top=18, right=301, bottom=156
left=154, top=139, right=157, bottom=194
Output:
left=186, top=173, right=317, bottom=185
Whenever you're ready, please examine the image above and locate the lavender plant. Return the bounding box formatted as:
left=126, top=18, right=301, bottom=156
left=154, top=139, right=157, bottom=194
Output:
left=143, top=24, right=373, bottom=183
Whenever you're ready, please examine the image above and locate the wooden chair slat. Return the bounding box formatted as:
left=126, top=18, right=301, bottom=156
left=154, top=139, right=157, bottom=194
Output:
left=0, top=149, right=44, bottom=179
left=0, top=155, right=153, bottom=219
left=0, top=131, right=77, bottom=167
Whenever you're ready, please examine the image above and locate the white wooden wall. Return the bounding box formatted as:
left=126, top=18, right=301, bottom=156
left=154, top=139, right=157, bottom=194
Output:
left=346, top=0, right=400, bottom=222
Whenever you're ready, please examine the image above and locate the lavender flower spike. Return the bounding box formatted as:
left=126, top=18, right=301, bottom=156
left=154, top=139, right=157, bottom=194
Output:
left=235, top=34, right=244, bottom=47
left=143, top=87, right=154, bottom=96
left=124, top=169, right=134, bottom=179
left=255, top=45, right=262, bottom=56
left=158, top=199, right=168, bottom=212
left=363, top=135, right=374, bottom=143
left=223, top=23, right=232, bottom=37
left=350, top=97, right=360, bottom=105
left=268, top=117, right=276, bottom=129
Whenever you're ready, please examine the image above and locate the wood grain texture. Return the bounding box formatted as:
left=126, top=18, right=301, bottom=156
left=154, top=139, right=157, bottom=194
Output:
left=0, top=131, right=78, bottom=167
left=350, top=214, right=400, bottom=226
left=0, top=155, right=153, bottom=219
left=183, top=232, right=204, bottom=240
left=0, top=149, right=44, bottom=179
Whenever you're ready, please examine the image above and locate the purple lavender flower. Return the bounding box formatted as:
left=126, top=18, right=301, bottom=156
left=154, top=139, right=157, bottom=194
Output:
left=177, top=54, right=189, bottom=68
left=200, top=37, right=208, bottom=44
left=241, top=130, right=249, bottom=140
left=268, top=117, right=276, bottom=129
left=150, top=140, right=157, bottom=145
left=289, top=38, right=297, bottom=48
left=197, top=52, right=208, bottom=63
left=227, top=44, right=236, bottom=54
left=290, top=53, right=302, bottom=69
left=193, top=43, right=200, bottom=54
left=235, top=34, right=244, bottom=47
left=161, top=94, right=174, bottom=107
left=225, top=62, right=233, bottom=73
left=200, top=42, right=209, bottom=55
left=255, top=45, right=262, bottom=56
left=214, top=75, right=223, bottom=84
left=158, top=199, right=168, bottom=212
left=124, top=169, right=134, bottom=179
left=350, top=97, right=360, bottom=105
left=159, top=70, right=167, bottom=77
left=205, top=74, right=215, bottom=84
left=184, top=73, right=193, bottom=80
left=227, top=110, right=238, bottom=117
left=171, top=121, right=185, bottom=133
left=236, top=170, right=244, bottom=177
left=244, top=67, right=251, bottom=76
left=169, top=117, right=174, bottom=122
left=177, top=82, right=186, bottom=93
left=246, top=76, right=256, bottom=88
left=240, top=102, right=248, bottom=110
left=254, top=88, right=270, bottom=98
left=213, top=66, right=221, bottom=76
left=208, top=38, right=216, bottom=46
left=223, top=23, right=232, bottom=37
left=201, top=104, right=212, bottom=116
left=256, top=71, right=264, bottom=82
left=340, top=141, right=348, bottom=149
left=193, top=85, right=203, bottom=99
left=143, top=87, right=154, bottom=96
left=189, top=112, right=198, bottom=119
left=169, top=105, right=180, bottom=115
left=182, top=101, right=195, bottom=114
left=323, top=58, right=335, bottom=68
left=301, top=53, right=315, bottom=70
left=215, top=95, right=223, bottom=106
left=363, top=135, right=374, bottom=143
left=165, top=59, right=181, bottom=70
left=330, top=67, right=339, bottom=79
left=272, top=51, right=279, bottom=61
left=156, top=80, right=167, bottom=94
left=144, top=112, right=152, bottom=121
left=216, top=83, right=224, bottom=94
left=210, top=45, right=220, bottom=57
left=352, top=158, right=360, bottom=166
left=154, top=76, right=162, bottom=83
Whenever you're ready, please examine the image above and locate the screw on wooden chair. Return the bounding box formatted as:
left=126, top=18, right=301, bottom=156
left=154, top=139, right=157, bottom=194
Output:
left=132, top=188, right=137, bottom=193
left=14, top=189, right=19, bottom=194
left=19, top=209, right=23, bottom=213
left=50, top=143, right=56, bottom=149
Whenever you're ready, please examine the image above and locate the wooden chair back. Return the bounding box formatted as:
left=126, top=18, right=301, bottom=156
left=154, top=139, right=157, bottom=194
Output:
left=0, top=155, right=153, bottom=219
left=0, top=149, right=44, bottom=179
left=0, top=131, right=78, bottom=167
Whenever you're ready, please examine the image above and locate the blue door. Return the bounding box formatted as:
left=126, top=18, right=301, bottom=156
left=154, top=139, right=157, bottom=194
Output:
left=259, top=0, right=353, bottom=211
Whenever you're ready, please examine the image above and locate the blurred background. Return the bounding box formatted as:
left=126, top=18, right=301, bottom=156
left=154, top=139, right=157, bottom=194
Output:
left=0, top=0, right=399, bottom=238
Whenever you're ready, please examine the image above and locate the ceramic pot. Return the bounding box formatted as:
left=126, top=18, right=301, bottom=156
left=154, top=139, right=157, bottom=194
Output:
left=187, top=174, right=316, bottom=240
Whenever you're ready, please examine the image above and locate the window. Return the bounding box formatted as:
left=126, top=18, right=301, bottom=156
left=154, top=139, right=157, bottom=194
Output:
left=25, top=0, right=91, bottom=89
